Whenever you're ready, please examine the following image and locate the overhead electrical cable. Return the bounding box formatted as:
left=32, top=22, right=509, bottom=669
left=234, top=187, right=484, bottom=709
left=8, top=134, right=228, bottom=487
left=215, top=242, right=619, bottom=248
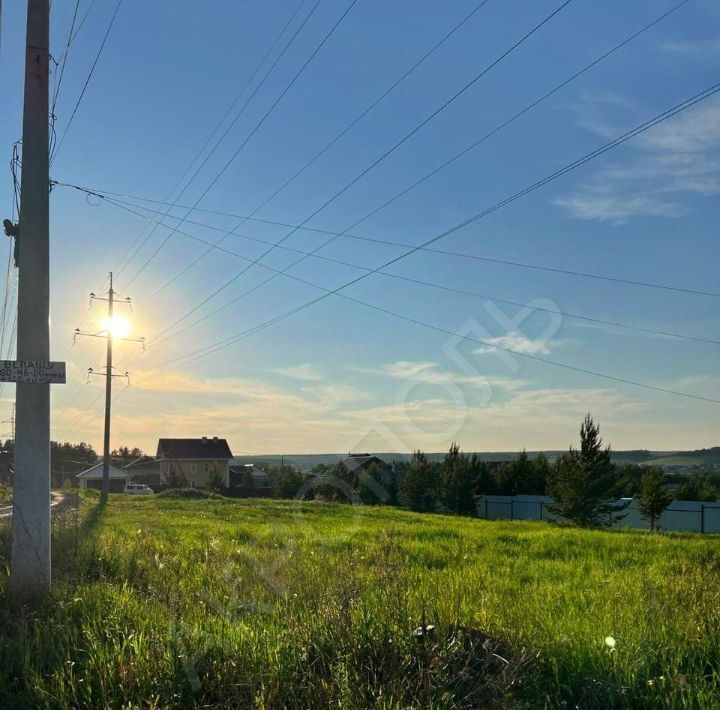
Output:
left=96, top=194, right=720, bottom=348
left=56, top=0, right=313, bottom=404
left=55, top=0, right=706, bottom=316
left=70, top=187, right=720, bottom=299
left=128, top=80, right=720, bottom=405
left=121, top=0, right=360, bottom=290
left=112, top=0, right=311, bottom=279
left=152, top=0, right=697, bottom=332
left=52, top=0, right=124, bottom=162
left=142, top=0, right=576, bottom=342
left=66, top=0, right=97, bottom=53
left=138, top=0, right=691, bottom=306
left=50, top=0, right=81, bottom=120
left=142, top=0, right=493, bottom=300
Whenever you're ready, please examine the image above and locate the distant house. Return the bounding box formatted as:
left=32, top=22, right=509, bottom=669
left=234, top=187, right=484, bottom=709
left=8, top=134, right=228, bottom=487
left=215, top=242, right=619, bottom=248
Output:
left=156, top=437, right=233, bottom=488
left=123, top=455, right=161, bottom=485
left=229, top=464, right=273, bottom=493
left=77, top=463, right=128, bottom=493
left=341, top=453, right=390, bottom=475
left=340, top=453, right=395, bottom=490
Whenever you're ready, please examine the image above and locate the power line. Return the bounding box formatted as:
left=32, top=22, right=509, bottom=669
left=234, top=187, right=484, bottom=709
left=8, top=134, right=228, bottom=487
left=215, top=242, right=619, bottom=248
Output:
left=89, top=189, right=720, bottom=300
left=51, top=0, right=123, bottom=163
left=70, top=0, right=697, bottom=308
left=65, top=0, right=97, bottom=54
left=59, top=176, right=720, bottom=301
left=112, top=0, right=311, bottom=280
left=132, top=80, right=720, bottom=405
left=121, top=0, right=359, bottom=290
left=138, top=0, right=576, bottom=341
left=143, top=0, right=492, bottom=301
left=59, top=0, right=703, bottom=355
left=96, top=194, right=720, bottom=348
left=139, top=285, right=720, bottom=406
left=327, top=294, right=720, bottom=404
left=160, top=0, right=699, bottom=323
left=50, top=0, right=81, bottom=121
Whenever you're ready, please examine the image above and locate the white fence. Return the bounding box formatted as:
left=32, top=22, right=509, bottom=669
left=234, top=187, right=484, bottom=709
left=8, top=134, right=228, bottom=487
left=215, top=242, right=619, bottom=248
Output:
left=477, top=495, right=720, bottom=533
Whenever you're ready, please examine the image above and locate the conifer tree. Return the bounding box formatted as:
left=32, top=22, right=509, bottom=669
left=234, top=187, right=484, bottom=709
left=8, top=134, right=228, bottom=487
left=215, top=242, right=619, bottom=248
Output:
left=547, top=414, right=627, bottom=527
left=398, top=450, right=438, bottom=512
left=441, top=443, right=476, bottom=515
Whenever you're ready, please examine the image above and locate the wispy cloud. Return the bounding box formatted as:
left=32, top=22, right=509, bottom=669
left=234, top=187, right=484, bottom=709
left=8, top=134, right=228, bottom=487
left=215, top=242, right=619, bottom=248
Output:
left=660, top=38, right=720, bottom=56
left=52, top=365, right=716, bottom=454
left=352, top=359, right=526, bottom=390
left=472, top=333, right=561, bottom=356
left=668, top=374, right=720, bottom=393
left=557, top=96, right=720, bottom=221
left=273, top=363, right=324, bottom=381
left=636, top=102, right=720, bottom=154
left=554, top=191, right=684, bottom=221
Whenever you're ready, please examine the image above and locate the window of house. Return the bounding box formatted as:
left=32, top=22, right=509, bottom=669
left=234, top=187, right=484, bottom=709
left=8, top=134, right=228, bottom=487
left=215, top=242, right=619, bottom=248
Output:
left=205, top=462, right=210, bottom=472
left=191, top=463, right=197, bottom=473
left=190, top=480, right=196, bottom=488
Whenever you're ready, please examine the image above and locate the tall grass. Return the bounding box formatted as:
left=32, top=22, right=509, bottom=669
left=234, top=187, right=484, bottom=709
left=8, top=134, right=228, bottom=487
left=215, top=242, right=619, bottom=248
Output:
left=0, top=493, right=718, bottom=708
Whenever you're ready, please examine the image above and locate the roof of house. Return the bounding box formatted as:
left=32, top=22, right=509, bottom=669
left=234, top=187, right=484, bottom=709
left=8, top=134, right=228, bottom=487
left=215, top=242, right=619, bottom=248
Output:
left=123, top=455, right=159, bottom=470
left=341, top=454, right=388, bottom=473
left=77, top=463, right=128, bottom=479
left=230, top=464, right=273, bottom=488
left=156, top=437, right=233, bottom=460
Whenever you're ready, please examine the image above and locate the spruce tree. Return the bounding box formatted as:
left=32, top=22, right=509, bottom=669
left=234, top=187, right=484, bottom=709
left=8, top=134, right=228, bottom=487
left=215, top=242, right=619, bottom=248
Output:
left=441, top=443, right=476, bottom=515
left=398, top=450, right=438, bottom=512
left=547, top=414, right=627, bottom=527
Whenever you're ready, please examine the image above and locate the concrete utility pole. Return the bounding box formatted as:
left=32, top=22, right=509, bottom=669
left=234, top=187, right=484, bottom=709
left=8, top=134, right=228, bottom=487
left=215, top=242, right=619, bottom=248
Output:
left=11, top=0, right=51, bottom=595
left=102, top=273, right=114, bottom=496
left=75, top=275, right=143, bottom=496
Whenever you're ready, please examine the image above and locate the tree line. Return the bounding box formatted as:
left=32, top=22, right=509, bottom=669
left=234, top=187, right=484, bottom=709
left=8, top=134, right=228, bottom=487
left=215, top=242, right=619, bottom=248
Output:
left=0, top=441, right=145, bottom=488
left=270, top=415, right=718, bottom=530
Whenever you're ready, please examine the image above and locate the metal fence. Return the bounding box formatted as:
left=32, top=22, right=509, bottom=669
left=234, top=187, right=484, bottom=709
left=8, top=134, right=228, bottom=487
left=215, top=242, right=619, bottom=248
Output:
left=477, top=495, right=720, bottom=533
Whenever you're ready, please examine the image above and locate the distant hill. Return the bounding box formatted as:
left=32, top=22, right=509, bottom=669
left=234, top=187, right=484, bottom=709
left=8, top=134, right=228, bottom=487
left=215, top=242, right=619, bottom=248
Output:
left=233, top=447, right=720, bottom=471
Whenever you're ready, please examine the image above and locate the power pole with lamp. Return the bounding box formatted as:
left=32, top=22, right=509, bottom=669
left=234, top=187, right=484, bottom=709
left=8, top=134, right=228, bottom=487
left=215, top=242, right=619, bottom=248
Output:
left=74, top=272, right=144, bottom=496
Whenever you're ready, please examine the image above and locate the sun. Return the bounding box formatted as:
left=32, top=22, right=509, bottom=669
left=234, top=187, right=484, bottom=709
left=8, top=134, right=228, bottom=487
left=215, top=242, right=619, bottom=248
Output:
left=102, top=314, right=131, bottom=339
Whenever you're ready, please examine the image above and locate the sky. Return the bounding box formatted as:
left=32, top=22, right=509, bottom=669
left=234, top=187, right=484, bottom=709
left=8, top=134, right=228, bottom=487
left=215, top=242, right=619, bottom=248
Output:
left=0, top=0, right=718, bottom=455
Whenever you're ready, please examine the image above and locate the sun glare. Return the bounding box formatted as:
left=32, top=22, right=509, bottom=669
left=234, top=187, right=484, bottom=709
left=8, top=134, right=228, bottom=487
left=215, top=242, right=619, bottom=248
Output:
left=102, top=315, right=131, bottom=339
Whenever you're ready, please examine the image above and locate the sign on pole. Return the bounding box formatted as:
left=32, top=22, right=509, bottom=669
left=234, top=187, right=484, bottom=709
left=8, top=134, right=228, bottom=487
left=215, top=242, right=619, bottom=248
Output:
left=0, top=360, right=66, bottom=384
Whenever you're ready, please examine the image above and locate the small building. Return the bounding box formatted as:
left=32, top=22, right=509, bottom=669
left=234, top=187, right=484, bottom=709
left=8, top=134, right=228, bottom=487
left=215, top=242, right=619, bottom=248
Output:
left=123, top=455, right=161, bottom=485
left=229, top=464, right=273, bottom=493
left=156, top=437, right=233, bottom=488
left=341, top=453, right=390, bottom=475
left=77, top=463, right=128, bottom=493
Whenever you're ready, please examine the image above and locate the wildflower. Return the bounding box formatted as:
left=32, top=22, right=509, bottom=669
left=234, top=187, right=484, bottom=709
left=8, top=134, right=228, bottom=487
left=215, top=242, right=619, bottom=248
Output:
left=605, top=636, right=616, bottom=650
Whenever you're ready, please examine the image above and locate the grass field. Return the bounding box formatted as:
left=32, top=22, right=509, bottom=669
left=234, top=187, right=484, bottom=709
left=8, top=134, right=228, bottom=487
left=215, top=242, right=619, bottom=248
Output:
left=0, top=493, right=719, bottom=708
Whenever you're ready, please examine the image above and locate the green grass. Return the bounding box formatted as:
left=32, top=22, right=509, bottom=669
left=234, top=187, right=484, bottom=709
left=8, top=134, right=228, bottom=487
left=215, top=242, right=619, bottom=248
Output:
left=1, top=494, right=719, bottom=708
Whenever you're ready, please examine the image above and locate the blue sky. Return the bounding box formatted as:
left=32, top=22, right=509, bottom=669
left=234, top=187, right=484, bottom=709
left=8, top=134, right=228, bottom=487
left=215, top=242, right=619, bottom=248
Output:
left=0, top=0, right=718, bottom=454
